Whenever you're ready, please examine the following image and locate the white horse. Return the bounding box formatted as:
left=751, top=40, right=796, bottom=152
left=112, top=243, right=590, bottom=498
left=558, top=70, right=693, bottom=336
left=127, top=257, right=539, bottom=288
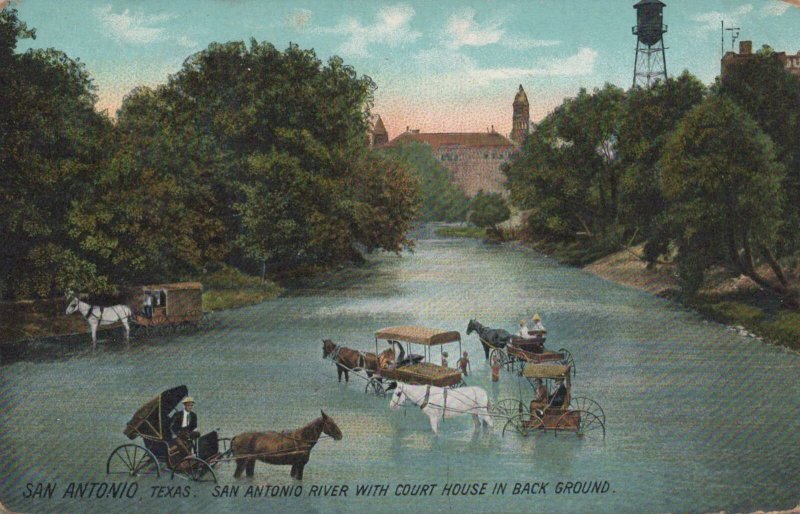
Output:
left=388, top=383, right=493, bottom=434
left=65, top=294, right=133, bottom=348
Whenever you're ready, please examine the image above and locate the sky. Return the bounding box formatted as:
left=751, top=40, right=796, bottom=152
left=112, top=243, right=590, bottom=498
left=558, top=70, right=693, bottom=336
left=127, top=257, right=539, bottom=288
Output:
left=7, top=0, right=800, bottom=138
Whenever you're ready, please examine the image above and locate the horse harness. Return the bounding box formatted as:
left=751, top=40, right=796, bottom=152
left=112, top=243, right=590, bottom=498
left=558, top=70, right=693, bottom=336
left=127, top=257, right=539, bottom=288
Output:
left=418, top=385, right=447, bottom=413
left=83, top=304, right=105, bottom=322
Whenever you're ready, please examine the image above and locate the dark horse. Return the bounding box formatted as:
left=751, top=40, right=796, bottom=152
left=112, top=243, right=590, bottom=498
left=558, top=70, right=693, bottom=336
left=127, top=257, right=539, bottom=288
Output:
left=466, top=319, right=514, bottom=359
left=231, top=411, right=343, bottom=480
left=322, top=339, right=404, bottom=382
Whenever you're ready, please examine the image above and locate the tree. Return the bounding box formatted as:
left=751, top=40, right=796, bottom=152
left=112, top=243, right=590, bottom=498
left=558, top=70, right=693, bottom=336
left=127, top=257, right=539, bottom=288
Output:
left=660, top=95, right=797, bottom=307
left=0, top=8, right=113, bottom=298
left=617, top=71, right=707, bottom=262
left=469, top=192, right=510, bottom=234
left=504, top=84, right=624, bottom=244
left=719, top=46, right=800, bottom=255
left=383, top=142, right=469, bottom=222
left=87, top=40, right=418, bottom=280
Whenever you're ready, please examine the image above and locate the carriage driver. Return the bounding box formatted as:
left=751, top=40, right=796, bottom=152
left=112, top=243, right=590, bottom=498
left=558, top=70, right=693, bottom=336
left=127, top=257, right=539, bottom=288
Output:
left=171, top=396, right=200, bottom=442
left=529, top=379, right=549, bottom=412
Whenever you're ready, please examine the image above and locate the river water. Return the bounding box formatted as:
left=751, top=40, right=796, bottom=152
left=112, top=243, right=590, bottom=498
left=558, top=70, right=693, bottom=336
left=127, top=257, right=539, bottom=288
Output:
left=1, top=233, right=799, bottom=513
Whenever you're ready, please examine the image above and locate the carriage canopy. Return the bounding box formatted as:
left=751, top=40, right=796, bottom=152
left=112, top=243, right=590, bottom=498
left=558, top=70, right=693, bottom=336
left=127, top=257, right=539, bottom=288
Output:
left=374, top=326, right=461, bottom=346
left=521, top=363, right=571, bottom=379
left=123, top=385, right=187, bottom=441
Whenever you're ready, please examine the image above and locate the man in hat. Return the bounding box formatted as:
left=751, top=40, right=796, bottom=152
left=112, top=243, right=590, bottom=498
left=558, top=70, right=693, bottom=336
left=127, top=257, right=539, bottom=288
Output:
left=530, top=313, right=546, bottom=333
left=171, top=396, right=199, bottom=441
left=529, top=378, right=549, bottom=412
left=517, top=320, right=535, bottom=339
left=549, top=378, right=568, bottom=408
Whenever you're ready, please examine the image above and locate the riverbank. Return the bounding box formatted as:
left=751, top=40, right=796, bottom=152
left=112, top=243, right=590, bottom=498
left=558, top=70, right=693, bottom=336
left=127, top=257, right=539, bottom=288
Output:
left=0, top=266, right=282, bottom=344
left=581, top=245, right=800, bottom=351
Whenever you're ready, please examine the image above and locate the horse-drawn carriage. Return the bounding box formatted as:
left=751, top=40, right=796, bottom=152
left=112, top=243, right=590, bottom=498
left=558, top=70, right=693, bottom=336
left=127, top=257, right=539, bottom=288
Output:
left=129, top=283, right=210, bottom=336
left=364, top=326, right=467, bottom=396
left=466, top=319, right=575, bottom=374
left=495, top=363, right=605, bottom=438
left=106, top=385, right=231, bottom=483
left=344, top=326, right=465, bottom=396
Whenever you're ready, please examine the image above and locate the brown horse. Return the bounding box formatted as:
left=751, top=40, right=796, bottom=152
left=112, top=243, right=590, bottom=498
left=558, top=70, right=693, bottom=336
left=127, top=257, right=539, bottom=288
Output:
left=231, top=411, right=343, bottom=480
left=322, top=339, right=404, bottom=382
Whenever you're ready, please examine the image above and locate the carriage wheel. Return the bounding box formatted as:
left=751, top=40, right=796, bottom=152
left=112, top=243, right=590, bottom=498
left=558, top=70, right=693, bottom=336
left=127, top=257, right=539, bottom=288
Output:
left=558, top=349, right=576, bottom=375
left=489, top=349, right=502, bottom=367
left=502, top=412, right=542, bottom=438
left=490, top=398, right=527, bottom=418
left=555, top=410, right=605, bottom=438
left=171, top=457, right=217, bottom=483
left=106, top=444, right=160, bottom=478
left=569, top=397, right=606, bottom=425
left=365, top=378, right=385, bottom=397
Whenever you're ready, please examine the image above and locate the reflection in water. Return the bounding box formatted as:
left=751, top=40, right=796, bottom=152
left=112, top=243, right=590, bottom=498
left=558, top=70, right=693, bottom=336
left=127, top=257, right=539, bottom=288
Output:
left=1, top=234, right=799, bottom=514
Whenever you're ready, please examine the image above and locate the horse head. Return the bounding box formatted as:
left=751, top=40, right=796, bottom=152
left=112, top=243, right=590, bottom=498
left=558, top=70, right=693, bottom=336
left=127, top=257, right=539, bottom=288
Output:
left=388, top=383, right=406, bottom=410
left=320, top=411, right=343, bottom=440
left=65, top=296, right=80, bottom=315
left=466, top=319, right=477, bottom=334
left=322, top=339, right=337, bottom=359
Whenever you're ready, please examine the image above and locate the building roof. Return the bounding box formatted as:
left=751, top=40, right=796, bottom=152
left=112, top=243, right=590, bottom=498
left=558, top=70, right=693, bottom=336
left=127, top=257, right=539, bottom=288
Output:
left=513, top=84, right=529, bottom=106
left=385, top=131, right=514, bottom=149
left=372, top=115, right=387, bottom=135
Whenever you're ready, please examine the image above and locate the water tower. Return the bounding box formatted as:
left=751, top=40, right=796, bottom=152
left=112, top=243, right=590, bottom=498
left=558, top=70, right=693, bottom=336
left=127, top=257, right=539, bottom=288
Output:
left=632, top=0, right=668, bottom=88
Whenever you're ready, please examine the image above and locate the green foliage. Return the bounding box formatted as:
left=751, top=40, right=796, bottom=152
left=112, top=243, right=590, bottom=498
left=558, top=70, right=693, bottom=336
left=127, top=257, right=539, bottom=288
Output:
left=719, top=48, right=800, bottom=255
left=706, top=301, right=765, bottom=324
left=759, top=311, right=800, bottom=350
left=71, top=39, right=417, bottom=282
left=504, top=84, right=624, bottom=242
left=618, top=72, right=707, bottom=255
left=436, top=226, right=486, bottom=239
left=201, top=265, right=282, bottom=311
left=660, top=94, right=785, bottom=292
left=1, top=12, right=419, bottom=299
left=468, top=192, right=510, bottom=229
left=0, top=8, right=113, bottom=299
left=383, top=142, right=470, bottom=222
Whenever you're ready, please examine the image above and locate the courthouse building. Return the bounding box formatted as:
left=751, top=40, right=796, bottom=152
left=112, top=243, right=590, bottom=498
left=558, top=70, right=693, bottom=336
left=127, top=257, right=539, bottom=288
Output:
left=375, top=86, right=530, bottom=197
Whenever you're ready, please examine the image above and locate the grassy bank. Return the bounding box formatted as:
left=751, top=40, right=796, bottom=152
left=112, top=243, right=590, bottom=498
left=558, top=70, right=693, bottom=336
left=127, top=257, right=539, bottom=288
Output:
left=201, top=266, right=283, bottom=311
left=436, top=226, right=487, bottom=239
left=689, top=295, right=800, bottom=351
left=579, top=244, right=800, bottom=350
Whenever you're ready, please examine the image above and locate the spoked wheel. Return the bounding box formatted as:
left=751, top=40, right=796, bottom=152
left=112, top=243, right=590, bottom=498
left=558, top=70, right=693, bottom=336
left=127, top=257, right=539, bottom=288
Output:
left=488, top=348, right=502, bottom=368
left=171, top=456, right=217, bottom=483
left=555, top=410, right=605, bottom=438
left=106, top=444, right=160, bottom=478
left=502, top=411, right=542, bottom=438
left=569, top=397, right=606, bottom=425
left=558, top=349, right=576, bottom=375
left=132, top=323, right=152, bottom=339
left=490, top=398, right=528, bottom=418
left=365, top=377, right=386, bottom=397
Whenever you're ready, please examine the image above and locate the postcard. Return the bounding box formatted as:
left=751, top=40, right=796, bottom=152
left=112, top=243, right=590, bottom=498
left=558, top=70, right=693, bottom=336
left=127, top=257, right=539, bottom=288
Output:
left=2, top=1, right=799, bottom=513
